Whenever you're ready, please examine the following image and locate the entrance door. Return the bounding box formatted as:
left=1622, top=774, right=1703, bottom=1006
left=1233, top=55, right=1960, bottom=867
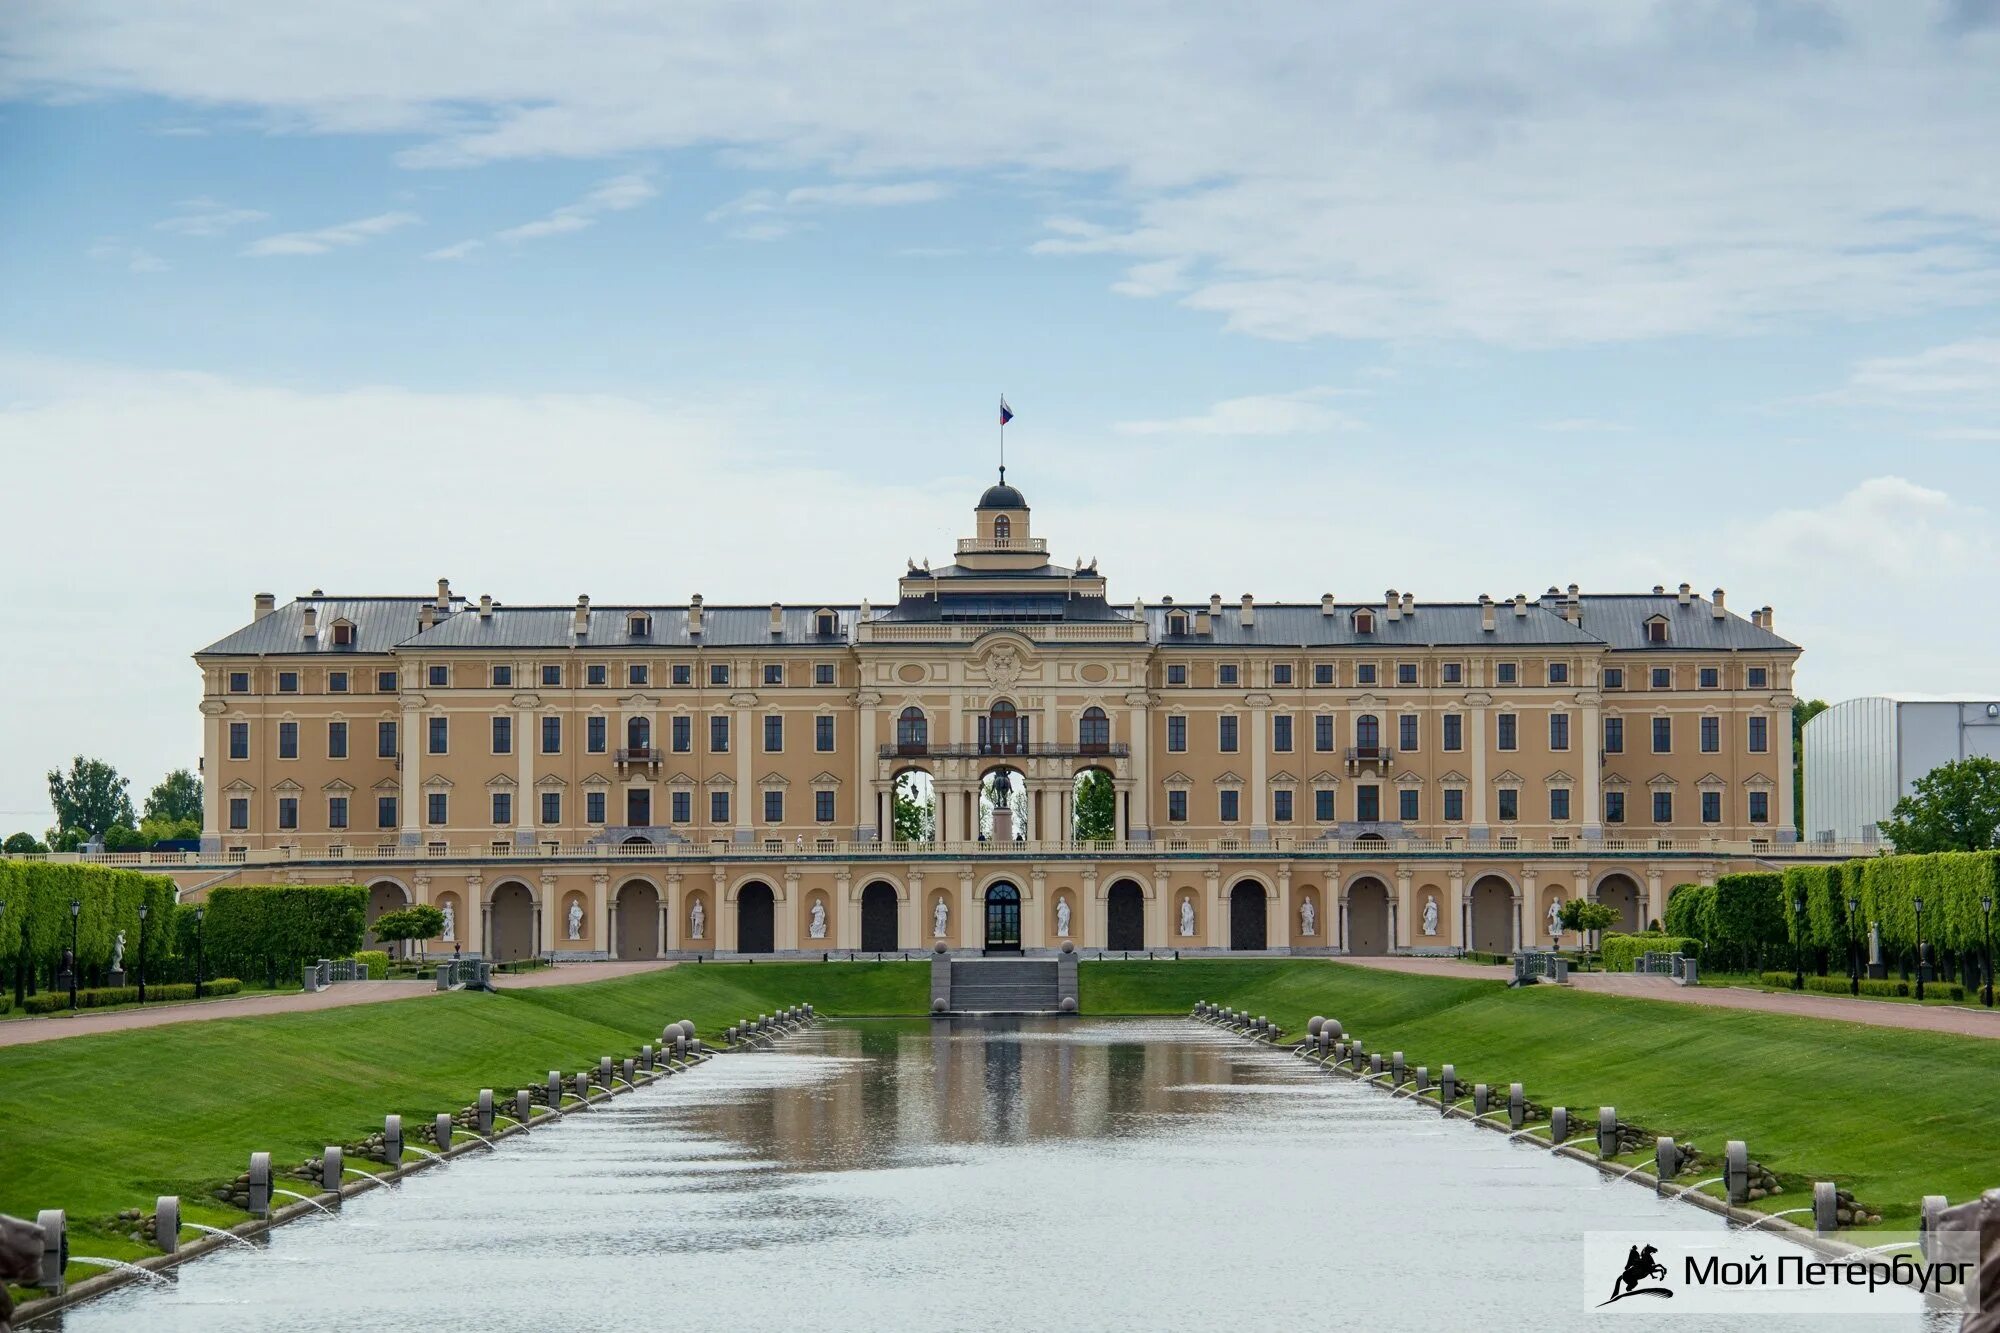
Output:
left=984, top=882, right=1022, bottom=952
left=737, top=882, right=775, bottom=954
left=626, top=788, right=651, bottom=826
left=1346, top=880, right=1390, bottom=956
left=1107, top=880, right=1145, bottom=950
left=861, top=882, right=899, bottom=952
left=1229, top=882, right=1267, bottom=951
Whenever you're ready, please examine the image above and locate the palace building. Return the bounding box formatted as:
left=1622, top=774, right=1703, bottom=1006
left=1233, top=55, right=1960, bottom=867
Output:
left=187, top=471, right=1836, bottom=960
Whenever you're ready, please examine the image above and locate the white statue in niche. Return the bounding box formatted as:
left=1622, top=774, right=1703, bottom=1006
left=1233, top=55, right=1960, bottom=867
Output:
left=441, top=901, right=456, bottom=941
left=110, top=930, right=126, bottom=973
left=1422, top=895, right=1440, bottom=937
left=808, top=900, right=828, bottom=939
left=1300, top=898, right=1316, bottom=936
left=566, top=899, right=584, bottom=940
left=1548, top=896, right=1564, bottom=943
left=689, top=899, right=706, bottom=940
left=933, top=897, right=950, bottom=939
left=1179, top=895, right=1196, bottom=937
left=1055, top=896, right=1071, bottom=938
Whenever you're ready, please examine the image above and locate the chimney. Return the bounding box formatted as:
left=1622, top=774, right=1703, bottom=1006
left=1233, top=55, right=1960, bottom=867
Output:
left=435, top=577, right=450, bottom=611
left=1401, top=591, right=1414, bottom=619
left=1677, top=582, right=1692, bottom=606
left=1196, top=610, right=1212, bottom=636
left=1761, top=605, right=1774, bottom=632
left=478, top=594, right=493, bottom=619
left=1652, top=584, right=1666, bottom=595
left=1513, top=593, right=1528, bottom=618
left=770, top=602, right=784, bottom=636
left=1239, top=594, right=1254, bottom=628
left=1711, top=588, right=1726, bottom=619
left=1385, top=589, right=1401, bottom=623
left=1479, top=594, right=1496, bottom=633
left=302, top=606, right=319, bottom=639
left=1208, top=593, right=1223, bottom=617
left=688, top=594, right=704, bottom=636
left=419, top=603, right=435, bottom=631
left=254, top=592, right=275, bottom=620
left=573, top=594, right=590, bottom=636
left=1320, top=593, right=1335, bottom=616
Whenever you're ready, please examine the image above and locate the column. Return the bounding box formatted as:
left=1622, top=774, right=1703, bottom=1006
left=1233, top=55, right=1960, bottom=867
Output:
left=592, top=871, right=610, bottom=955
left=713, top=868, right=733, bottom=951
left=1468, top=703, right=1489, bottom=840
left=835, top=868, right=856, bottom=950
left=464, top=874, right=484, bottom=956
left=1204, top=866, right=1223, bottom=948
left=1448, top=866, right=1466, bottom=949
left=734, top=699, right=753, bottom=843
left=1126, top=692, right=1152, bottom=841
left=199, top=700, right=224, bottom=851
left=657, top=895, right=669, bottom=958
left=779, top=873, right=800, bottom=952
left=1518, top=865, right=1536, bottom=953
left=1248, top=705, right=1269, bottom=839
left=1276, top=866, right=1292, bottom=947
left=958, top=868, right=977, bottom=951
left=515, top=699, right=535, bottom=846
left=857, top=692, right=881, bottom=840
left=906, top=871, right=925, bottom=950
left=1150, top=866, right=1171, bottom=946
left=665, top=869, right=683, bottom=953
left=1646, top=866, right=1663, bottom=929
left=1572, top=865, right=1590, bottom=948
left=1581, top=697, right=1603, bottom=840
left=538, top=873, right=558, bottom=953
left=400, top=698, right=422, bottom=844
left=1024, top=867, right=1047, bottom=950
left=1775, top=697, right=1797, bottom=841
left=1395, top=865, right=1413, bottom=950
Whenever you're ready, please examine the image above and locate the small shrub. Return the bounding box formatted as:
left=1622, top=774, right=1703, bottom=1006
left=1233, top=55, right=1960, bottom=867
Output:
left=1601, top=933, right=1699, bottom=973
left=21, top=978, right=241, bottom=1014
left=352, top=950, right=390, bottom=980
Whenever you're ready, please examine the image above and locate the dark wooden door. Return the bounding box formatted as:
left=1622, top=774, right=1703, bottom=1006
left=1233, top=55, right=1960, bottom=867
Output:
left=737, top=883, right=775, bottom=954
left=861, top=882, right=899, bottom=952
left=1107, top=882, right=1145, bottom=950
left=1229, top=883, right=1267, bottom=951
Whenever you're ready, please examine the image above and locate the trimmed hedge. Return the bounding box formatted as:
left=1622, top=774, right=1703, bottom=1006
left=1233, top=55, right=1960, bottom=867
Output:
left=353, top=950, right=389, bottom=980
left=1601, top=932, right=1699, bottom=974
left=0, top=861, right=180, bottom=980
left=199, top=885, right=366, bottom=982
left=1758, top=972, right=1967, bottom=1002
left=20, top=978, right=242, bottom=1014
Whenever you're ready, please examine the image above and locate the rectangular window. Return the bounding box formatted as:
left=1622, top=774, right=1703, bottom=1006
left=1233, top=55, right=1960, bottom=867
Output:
left=377, top=720, right=397, bottom=758
left=1219, top=790, right=1240, bottom=823
left=1549, top=713, right=1570, bottom=751
left=587, top=715, right=607, bottom=753
left=764, top=790, right=783, bottom=823
left=492, top=665, right=512, bottom=687
left=1748, top=716, right=1769, bottom=753
left=807, top=662, right=830, bottom=686
left=1497, top=713, right=1517, bottom=751
left=710, top=715, right=730, bottom=753
left=672, top=716, right=692, bottom=753
left=764, top=663, right=783, bottom=686
left=1442, top=663, right=1462, bottom=685
left=672, top=664, right=692, bottom=686
left=1653, top=790, right=1673, bottom=823
left=1356, top=785, right=1381, bottom=822
left=1314, top=664, right=1334, bottom=686
left=1603, top=667, right=1623, bottom=690
left=229, top=797, right=249, bottom=830
left=428, top=792, right=448, bottom=826
left=1497, top=788, right=1518, bottom=822
left=671, top=791, right=691, bottom=824
left=710, top=664, right=730, bottom=686
left=587, top=664, right=607, bottom=686
left=1315, top=789, right=1335, bottom=822
left=710, top=791, right=730, bottom=824
left=1748, top=667, right=1768, bottom=689
left=1550, top=788, right=1570, bottom=822
left=1652, top=716, right=1672, bottom=753
left=1398, top=714, right=1418, bottom=752
left=1399, top=788, right=1420, bottom=823
left=428, top=716, right=448, bottom=754
left=541, top=792, right=560, bottom=825
left=1749, top=790, right=1770, bottom=824
left=327, top=721, right=348, bottom=759
left=1496, top=663, right=1518, bottom=685
left=229, top=721, right=250, bottom=760
left=1603, top=717, right=1624, bottom=754
left=1168, top=790, right=1188, bottom=823
left=278, top=671, right=299, bottom=693
left=228, top=671, right=250, bottom=693
left=1443, top=789, right=1464, bottom=822
left=1273, top=790, right=1293, bottom=822
left=1315, top=715, right=1334, bottom=752
left=815, top=790, right=836, bottom=823
left=328, top=795, right=349, bottom=829
left=1272, top=715, right=1292, bottom=752
left=492, top=715, right=512, bottom=754
left=570, top=789, right=599, bottom=825
left=1547, top=662, right=1569, bottom=685
left=763, top=714, right=783, bottom=753
left=1700, top=790, right=1721, bottom=824
left=1219, top=715, right=1239, bottom=752
left=377, top=670, right=398, bottom=692
left=328, top=671, right=348, bottom=693
left=629, top=664, right=648, bottom=686
left=1166, top=664, right=1187, bottom=686
left=1605, top=791, right=1625, bottom=824
left=1651, top=667, right=1671, bottom=689
left=816, top=716, right=835, bottom=752
left=1356, top=664, right=1377, bottom=685
left=1700, top=667, right=1719, bottom=689
left=1218, top=664, right=1238, bottom=686
left=1700, top=716, right=1720, bottom=753
left=1273, top=664, right=1293, bottom=685
left=377, top=795, right=397, bottom=829
left=277, top=797, right=299, bottom=830
left=278, top=721, right=299, bottom=759
left=1397, top=663, right=1417, bottom=685
left=428, top=665, right=449, bottom=687
left=542, top=664, right=562, bottom=686
left=1442, top=713, right=1463, bottom=751
left=1167, top=716, right=1187, bottom=752
left=540, top=715, right=560, bottom=754
left=491, top=792, right=511, bottom=825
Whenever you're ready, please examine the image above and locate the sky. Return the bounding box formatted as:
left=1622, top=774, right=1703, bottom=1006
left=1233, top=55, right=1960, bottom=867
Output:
left=1, top=0, right=1998, bottom=833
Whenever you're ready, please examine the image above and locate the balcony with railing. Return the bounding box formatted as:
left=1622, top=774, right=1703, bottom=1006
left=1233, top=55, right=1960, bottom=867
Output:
left=954, top=535, right=1048, bottom=555
left=1343, top=745, right=1396, bottom=775
left=616, top=746, right=661, bottom=769
left=879, top=741, right=1131, bottom=761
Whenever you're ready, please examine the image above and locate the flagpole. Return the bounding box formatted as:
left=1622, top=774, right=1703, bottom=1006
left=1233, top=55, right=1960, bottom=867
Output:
left=999, top=393, right=1006, bottom=481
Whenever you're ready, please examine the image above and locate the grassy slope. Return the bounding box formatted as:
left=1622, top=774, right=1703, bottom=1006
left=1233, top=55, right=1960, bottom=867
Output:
left=0, top=961, right=925, bottom=1285
left=1081, top=958, right=2000, bottom=1227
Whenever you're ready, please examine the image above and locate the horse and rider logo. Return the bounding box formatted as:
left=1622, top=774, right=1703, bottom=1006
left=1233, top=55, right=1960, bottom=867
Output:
left=1600, top=1242, right=1675, bottom=1305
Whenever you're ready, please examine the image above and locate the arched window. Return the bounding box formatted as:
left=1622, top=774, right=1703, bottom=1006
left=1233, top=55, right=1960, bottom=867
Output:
left=896, top=706, right=928, bottom=754
left=1079, top=706, right=1110, bottom=753
left=627, top=716, right=651, bottom=751
left=994, top=515, right=1011, bottom=542
left=982, top=699, right=1023, bottom=754
left=1355, top=714, right=1381, bottom=756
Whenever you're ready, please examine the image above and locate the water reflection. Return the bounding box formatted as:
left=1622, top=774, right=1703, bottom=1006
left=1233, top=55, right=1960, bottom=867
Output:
left=45, top=1018, right=1953, bottom=1333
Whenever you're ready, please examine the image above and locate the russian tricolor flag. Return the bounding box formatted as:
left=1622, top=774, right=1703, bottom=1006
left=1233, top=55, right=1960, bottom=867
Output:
left=999, top=396, right=1014, bottom=425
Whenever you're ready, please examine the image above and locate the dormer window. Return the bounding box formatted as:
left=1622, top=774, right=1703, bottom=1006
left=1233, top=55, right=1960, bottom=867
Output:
left=628, top=612, right=652, bottom=638
left=1353, top=609, right=1375, bottom=634
left=1645, top=616, right=1669, bottom=644
left=1167, top=610, right=1189, bottom=636
left=815, top=610, right=838, bottom=636
left=330, top=620, right=356, bottom=647
left=994, top=515, right=1011, bottom=542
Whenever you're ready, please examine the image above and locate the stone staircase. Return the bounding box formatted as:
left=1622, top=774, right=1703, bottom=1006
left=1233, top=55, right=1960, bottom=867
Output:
left=948, top=958, right=1061, bottom=1013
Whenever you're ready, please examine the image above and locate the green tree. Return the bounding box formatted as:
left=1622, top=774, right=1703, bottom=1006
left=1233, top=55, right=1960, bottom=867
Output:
left=46, top=756, right=135, bottom=842
left=1559, top=898, right=1618, bottom=961
left=890, top=772, right=934, bottom=842
left=1793, top=698, right=1828, bottom=834
left=373, top=904, right=448, bottom=960
left=101, top=824, right=148, bottom=852
left=1073, top=770, right=1116, bottom=841
left=1877, top=757, right=2000, bottom=854
left=138, top=815, right=203, bottom=845
left=143, top=769, right=204, bottom=824
left=2, top=832, right=47, bottom=855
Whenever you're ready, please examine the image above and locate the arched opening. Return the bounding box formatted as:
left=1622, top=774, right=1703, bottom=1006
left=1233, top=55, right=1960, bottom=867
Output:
left=980, top=699, right=1025, bottom=755
left=737, top=882, right=775, bottom=954
left=993, top=514, right=1011, bottom=542
left=1229, top=881, right=1268, bottom=950
left=1468, top=876, right=1514, bottom=955
left=983, top=881, right=1022, bottom=952
left=366, top=881, right=410, bottom=956
left=620, top=834, right=650, bottom=846
left=627, top=716, right=651, bottom=750
left=1072, top=767, right=1115, bottom=841
left=1355, top=714, right=1381, bottom=757
left=890, top=769, right=936, bottom=842
left=861, top=881, right=899, bottom=952
left=614, top=880, right=660, bottom=960
left=896, top=706, right=928, bottom=756
left=1106, top=879, right=1145, bottom=951
left=1079, top=706, right=1110, bottom=754
left=489, top=881, right=536, bottom=963
left=1597, top=874, right=1642, bottom=934
left=980, top=766, right=1026, bottom=841
left=1345, top=878, right=1390, bottom=956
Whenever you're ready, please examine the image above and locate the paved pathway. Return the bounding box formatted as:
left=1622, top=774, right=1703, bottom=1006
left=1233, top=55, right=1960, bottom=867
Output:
left=0, top=959, right=678, bottom=1049
left=1334, top=955, right=2000, bottom=1039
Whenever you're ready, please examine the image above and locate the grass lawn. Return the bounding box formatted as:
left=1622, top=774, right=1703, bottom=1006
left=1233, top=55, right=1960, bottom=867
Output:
left=1081, top=958, right=2000, bottom=1229
left=0, top=960, right=926, bottom=1294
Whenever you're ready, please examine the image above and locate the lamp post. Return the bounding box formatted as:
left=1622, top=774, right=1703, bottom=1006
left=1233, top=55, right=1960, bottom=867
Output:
left=193, top=906, right=206, bottom=1000
left=1793, top=890, right=1807, bottom=991
left=1847, top=895, right=1861, bottom=997
left=1983, top=896, right=1994, bottom=1010
left=1913, top=895, right=1926, bottom=1003
left=68, top=898, right=81, bottom=1011
left=136, top=903, right=150, bottom=1005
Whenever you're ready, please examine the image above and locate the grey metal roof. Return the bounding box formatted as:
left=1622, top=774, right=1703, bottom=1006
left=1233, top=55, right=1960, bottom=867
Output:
left=410, top=604, right=857, bottom=649
left=1147, top=602, right=1603, bottom=648
left=1555, top=594, right=1797, bottom=652
left=197, top=597, right=445, bottom=656
left=879, top=594, right=1133, bottom=623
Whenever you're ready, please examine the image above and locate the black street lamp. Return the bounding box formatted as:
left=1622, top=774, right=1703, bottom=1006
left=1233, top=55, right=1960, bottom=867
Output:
left=193, top=906, right=206, bottom=999
left=1793, top=890, right=1807, bottom=991
left=1983, top=896, right=1994, bottom=1010
left=1913, top=895, right=1926, bottom=1003
left=68, top=898, right=81, bottom=1010
left=1847, top=895, right=1861, bottom=997
left=136, top=903, right=150, bottom=1005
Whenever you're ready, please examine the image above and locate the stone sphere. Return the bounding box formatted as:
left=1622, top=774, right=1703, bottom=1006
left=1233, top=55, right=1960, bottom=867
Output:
left=1059, top=996, right=1077, bottom=1012
left=1060, top=940, right=1075, bottom=954
left=932, top=997, right=948, bottom=1013
left=1307, top=1016, right=1325, bottom=1036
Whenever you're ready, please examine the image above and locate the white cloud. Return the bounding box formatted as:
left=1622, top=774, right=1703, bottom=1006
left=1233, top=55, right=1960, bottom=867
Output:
left=494, top=170, right=657, bottom=244
left=425, top=238, right=484, bottom=261
left=243, top=211, right=419, bottom=257
left=154, top=200, right=269, bottom=236
left=1830, top=338, right=2000, bottom=409
left=85, top=239, right=168, bottom=272
left=1539, top=417, right=1629, bottom=433
left=1115, top=389, right=1360, bottom=437
left=783, top=182, right=948, bottom=208
left=707, top=179, right=948, bottom=240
